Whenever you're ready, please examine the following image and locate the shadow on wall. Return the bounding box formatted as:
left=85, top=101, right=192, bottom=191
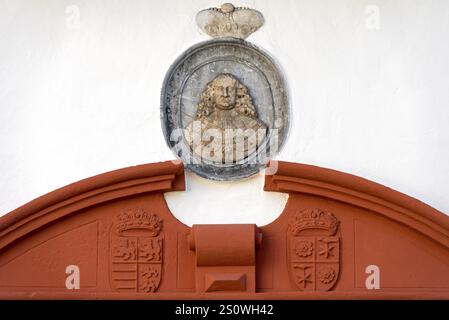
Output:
left=164, top=170, right=289, bottom=226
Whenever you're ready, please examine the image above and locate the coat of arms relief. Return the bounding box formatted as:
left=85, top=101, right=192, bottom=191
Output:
left=288, top=208, right=341, bottom=291
left=110, top=208, right=163, bottom=293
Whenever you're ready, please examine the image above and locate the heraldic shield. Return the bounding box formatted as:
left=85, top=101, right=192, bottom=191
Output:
left=287, top=208, right=341, bottom=291
left=110, top=208, right=163, bottom=293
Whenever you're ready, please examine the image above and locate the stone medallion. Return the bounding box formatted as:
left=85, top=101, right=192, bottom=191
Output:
left=161, top=4, right=289, bottom=180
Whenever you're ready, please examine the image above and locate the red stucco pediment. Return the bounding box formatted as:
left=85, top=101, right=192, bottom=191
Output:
left=0, top=160, right=448, bottom=299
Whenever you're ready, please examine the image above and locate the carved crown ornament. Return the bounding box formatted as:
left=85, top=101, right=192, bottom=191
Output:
left=115, top=208, right=163, bottom=236
left=289, top=208, right=340, bottom=237
left=196, top=3, right=265, bottom=39
left=161, top=3, right=289, bottom=181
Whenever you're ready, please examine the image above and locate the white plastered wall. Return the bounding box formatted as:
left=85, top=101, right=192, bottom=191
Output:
left=0, top=0, right=448, bottom=225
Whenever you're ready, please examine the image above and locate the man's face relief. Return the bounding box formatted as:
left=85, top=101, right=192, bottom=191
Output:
left=212, top=76, right=237, bottom=110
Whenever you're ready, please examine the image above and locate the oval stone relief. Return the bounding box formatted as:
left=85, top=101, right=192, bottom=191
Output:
left=161, top=37, right=289, bottom=180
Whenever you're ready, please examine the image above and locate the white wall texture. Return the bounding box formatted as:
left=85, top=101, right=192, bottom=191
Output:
left=1, top=0, right=448, bottom=225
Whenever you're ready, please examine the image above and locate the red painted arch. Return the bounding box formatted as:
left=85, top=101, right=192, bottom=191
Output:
left=0, top=160, right=448, bottom=299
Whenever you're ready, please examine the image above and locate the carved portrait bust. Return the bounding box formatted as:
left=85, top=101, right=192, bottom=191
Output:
left=161, top=17, right=289, bottom=179
left=184, top=74, right=268, bottom=163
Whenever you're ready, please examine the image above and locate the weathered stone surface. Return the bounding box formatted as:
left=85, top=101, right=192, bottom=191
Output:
left=196, top=3, right=264, bottom=39
left=184, top=73, right=268, bottom=163
left=161, top=38, right=289, bottom=181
